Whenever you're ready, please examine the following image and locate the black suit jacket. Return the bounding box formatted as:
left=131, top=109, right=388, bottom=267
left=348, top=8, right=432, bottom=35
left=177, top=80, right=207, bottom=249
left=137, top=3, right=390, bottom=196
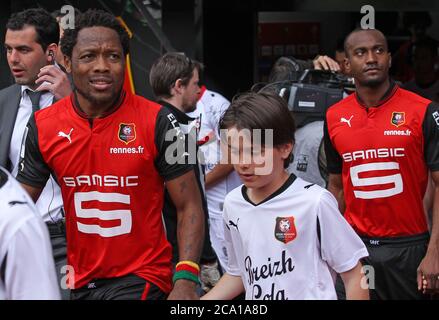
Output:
left=0, top=84, right=22, bottom=171
left=0, top=84, right=58, bottom=171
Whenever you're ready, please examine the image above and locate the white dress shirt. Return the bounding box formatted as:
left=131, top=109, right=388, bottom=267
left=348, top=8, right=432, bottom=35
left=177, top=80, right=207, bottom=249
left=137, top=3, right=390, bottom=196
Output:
left=9, top=86, right=64, bottom=222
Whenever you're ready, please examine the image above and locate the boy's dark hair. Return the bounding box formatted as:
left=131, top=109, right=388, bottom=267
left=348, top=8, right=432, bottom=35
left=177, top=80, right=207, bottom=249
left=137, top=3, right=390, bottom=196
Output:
left=6, top=8, right=59, bottom=52
left=149, top=52, right=204, bottom=99
left=220, top=92, right=296, bottom=168
left=60, top=9, right=130, bottom=58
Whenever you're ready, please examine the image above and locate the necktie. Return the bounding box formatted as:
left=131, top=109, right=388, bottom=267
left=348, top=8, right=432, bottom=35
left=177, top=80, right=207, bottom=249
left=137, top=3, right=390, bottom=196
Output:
left=26, top=89, right=44, bottom=113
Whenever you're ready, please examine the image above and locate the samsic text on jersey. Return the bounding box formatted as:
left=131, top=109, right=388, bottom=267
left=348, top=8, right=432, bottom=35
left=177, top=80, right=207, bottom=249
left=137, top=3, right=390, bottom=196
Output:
left=324, top=83, right=439, bottom=237
left=17, top=91, right=192, bottom=292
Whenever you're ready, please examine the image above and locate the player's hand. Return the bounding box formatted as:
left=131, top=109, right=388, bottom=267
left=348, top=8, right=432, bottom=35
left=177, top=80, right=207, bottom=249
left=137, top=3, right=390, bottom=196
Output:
left=313, top=55, right=341, bottom=72
left=167, top=279, right=199, bottom=300
left=417, top=249, right=439, bottom=294
left=36, top=65, right=72, bottom=100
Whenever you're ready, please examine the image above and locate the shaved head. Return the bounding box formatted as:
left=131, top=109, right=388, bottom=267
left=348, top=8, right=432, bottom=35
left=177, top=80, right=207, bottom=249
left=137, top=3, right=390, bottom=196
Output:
left=342, top=28, right=391, bottom=89
left=344, top=29, right=388, bottom=57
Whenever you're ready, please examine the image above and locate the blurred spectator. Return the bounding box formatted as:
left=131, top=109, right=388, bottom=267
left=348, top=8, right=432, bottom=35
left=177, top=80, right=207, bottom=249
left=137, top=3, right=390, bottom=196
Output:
left=187, top=86, right=242, bottom=276
left=403, top=39, right=439, bottom=102
left=392, top=12, right=438, bottom=83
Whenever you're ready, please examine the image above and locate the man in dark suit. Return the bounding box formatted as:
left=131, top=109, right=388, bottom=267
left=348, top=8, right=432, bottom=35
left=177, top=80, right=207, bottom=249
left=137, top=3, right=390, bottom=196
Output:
left=0, top=8, right=72, bottom=299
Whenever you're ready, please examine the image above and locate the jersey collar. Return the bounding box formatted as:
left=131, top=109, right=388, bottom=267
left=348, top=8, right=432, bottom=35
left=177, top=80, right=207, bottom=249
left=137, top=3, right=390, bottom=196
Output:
left=159, top=100, right=195, bottom=124
left=198, top=85, right=207, bottom=101
left=71, top=89, right=126, bottom=120
left=242, top=173, right=297, bottom=207
left=355, top=80, right=398, bottom=108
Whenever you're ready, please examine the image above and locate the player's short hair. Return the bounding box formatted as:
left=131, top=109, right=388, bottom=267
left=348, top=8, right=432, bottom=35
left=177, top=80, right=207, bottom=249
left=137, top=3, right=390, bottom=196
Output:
left=60, top=9, right=130, bottom=58
left=219, top=92, right=296, bottom=168
left=344, top=28, right=389, bottom=57
left=149, top=52, right=204, bottom=99
left=6, top=8, right=59, bottom=52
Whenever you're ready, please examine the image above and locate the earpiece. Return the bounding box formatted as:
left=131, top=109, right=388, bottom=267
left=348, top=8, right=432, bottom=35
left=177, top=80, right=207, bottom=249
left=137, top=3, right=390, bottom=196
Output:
left=48, top=50, right=55, bottom=62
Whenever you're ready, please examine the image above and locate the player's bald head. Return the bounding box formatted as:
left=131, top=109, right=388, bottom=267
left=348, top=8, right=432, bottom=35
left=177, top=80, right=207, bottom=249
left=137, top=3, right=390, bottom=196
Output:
left=344, top=29, right=388, bottom=57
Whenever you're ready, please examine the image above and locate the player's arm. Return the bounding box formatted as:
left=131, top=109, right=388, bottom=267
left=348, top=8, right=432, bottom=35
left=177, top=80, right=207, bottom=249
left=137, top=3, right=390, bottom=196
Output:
left=201, top=273, right=244, bottom=300
left=16, top=115, right=51, bottom=202
left=340, top=261, right=369, bottom=300
left=328, top=174, right=345, bottom=213
left=417, top=102, right=439, bottom=293
left=418, top=170, right=439, bottom=293
left=166, top=170, right=205, bottom=300
left=323, top=117, right=345, bottom=212
left=154, top=108, right=204, bottom=300
left=423, top=172, right=434, bottom=227
left=205, top=163, right=234, bottom=189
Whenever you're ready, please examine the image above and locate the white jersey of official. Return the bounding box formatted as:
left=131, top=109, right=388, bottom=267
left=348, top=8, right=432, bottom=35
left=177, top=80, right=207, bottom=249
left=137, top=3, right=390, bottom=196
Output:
left=289, top=121, right=327, bottom=187
left=187, top=89, right=242, bottom=217
left=0, top=168, right=60, bottom=300
left=223, top=175, right=368, bottom=300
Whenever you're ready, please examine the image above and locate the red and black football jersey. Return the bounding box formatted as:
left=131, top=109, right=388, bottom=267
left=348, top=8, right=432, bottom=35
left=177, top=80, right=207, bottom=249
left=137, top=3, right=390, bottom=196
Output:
left=324, top=83, right=439, bottom=237
left=17, top=91, right=192, bottom=291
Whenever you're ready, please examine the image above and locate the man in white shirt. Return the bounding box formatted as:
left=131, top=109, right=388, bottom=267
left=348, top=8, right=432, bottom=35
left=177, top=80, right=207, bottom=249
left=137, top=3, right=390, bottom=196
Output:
left=0, top=167, right=60, bottom=300
left=187, top=87, right=242, bottom=274
left=0, top=8, right=72, bottom=299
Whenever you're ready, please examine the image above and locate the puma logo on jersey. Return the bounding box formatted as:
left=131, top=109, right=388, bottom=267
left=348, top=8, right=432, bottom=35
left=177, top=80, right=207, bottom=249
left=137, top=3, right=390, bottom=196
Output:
left=87, top=282, right=96, bottom=289
left=304, top=183, right=315, bottom=189
left=8, top=200, right=27, bottom=207
left=340, top=115, right=354, bottom=127
left=229, top=218, right=240, bottom=231
left=58, top=128, right=73, bottom=143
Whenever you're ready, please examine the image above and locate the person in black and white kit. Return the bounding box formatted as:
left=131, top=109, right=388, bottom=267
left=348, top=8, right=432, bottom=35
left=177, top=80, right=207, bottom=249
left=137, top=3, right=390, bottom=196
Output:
left=149, top=53, right=220, bottom=293
left=0, top=167, right=60, bottom=300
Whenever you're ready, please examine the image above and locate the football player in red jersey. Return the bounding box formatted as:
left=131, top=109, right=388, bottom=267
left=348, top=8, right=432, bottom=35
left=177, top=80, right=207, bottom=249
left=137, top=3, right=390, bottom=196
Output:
left=17, top=10, right=204, bottom=300
left=324, top=28, right=439, bottom=299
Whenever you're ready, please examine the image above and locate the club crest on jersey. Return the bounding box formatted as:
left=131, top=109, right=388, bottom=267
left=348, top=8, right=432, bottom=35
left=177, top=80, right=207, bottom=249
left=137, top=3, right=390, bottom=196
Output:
left=118, top=123, right=136, bottom=144
left=391, top=112, right=405, bottom=127
left=274, top=217, right=297, bottom=244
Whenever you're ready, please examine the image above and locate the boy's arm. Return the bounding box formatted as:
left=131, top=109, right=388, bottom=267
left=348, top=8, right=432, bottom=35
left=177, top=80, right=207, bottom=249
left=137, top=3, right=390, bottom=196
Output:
left=340, top=261, right=369, bottom=300
left=201, top=273, right=244, bottom=300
